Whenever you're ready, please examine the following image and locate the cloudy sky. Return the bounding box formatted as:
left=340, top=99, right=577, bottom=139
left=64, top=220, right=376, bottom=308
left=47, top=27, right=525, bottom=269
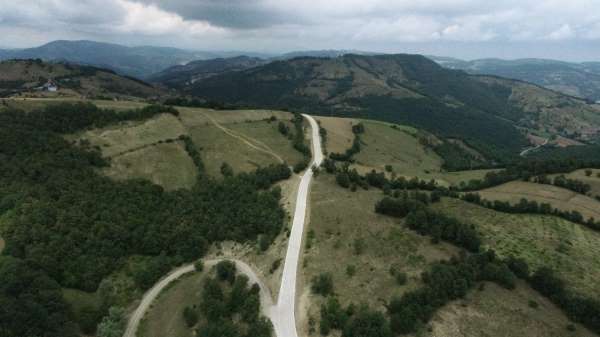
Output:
left=1, top=0, right=600, bottom=61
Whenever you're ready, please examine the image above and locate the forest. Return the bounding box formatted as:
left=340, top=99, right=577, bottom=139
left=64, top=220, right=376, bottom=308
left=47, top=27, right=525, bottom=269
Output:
left=0, top=103, right=289, bottom=335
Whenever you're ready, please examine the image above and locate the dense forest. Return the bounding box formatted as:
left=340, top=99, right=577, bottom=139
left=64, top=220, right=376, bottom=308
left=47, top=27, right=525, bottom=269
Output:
left=0, top=103, right=289, bottom=335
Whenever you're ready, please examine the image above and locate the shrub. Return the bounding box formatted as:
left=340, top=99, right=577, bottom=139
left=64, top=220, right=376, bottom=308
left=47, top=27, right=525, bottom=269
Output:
left=183, top=306, right=199, bottom=327
left=312, top=273, right=334, bottom=296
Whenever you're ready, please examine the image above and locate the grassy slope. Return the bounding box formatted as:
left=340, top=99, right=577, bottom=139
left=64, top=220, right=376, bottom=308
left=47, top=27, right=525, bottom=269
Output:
left=479, top=181, right=600, bottom=221
left=349, top=120, right=498, bottom=186
left=178, top=107, right=303, bottom=177
left=103, top=141, right=197, bottom=191
left=426, top=281, right=595, bottom=337
left=299, top=174, right=460, bottom=335
left=432, top=198, right=600, bottom=301
left=138, top=271, right=205, bottom=337
left=550, top=168, right=600, bottom=198
left=314, top=116, right=357, bottom=154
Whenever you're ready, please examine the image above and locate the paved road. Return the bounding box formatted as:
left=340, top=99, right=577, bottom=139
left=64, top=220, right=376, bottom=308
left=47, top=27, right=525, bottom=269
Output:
left=269, top=114, right=323, bottom=337
left=123, top=113, right=323, bottom=337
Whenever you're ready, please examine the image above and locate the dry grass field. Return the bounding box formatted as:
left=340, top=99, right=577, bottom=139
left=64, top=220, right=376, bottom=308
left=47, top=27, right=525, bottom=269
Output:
left=314, top=116, right=357, bottom=154
left=479, top=181, right=600, bottom=221
left=103, top=141, right=198, bottom=190
left=424, top=281, right=596, bottom=337
left=433, top=198, right=600, bottom=301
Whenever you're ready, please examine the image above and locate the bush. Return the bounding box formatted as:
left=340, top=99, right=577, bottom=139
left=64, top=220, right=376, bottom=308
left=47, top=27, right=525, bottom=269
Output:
left=216, top=261, right=237, bottom=284
left=183, top=306, right=199, bottom=327
left=194, top=260, right=204, bottom=272
left=395, top=272, right=408, bottom=286
left=312, top=273, right=334, bottom=296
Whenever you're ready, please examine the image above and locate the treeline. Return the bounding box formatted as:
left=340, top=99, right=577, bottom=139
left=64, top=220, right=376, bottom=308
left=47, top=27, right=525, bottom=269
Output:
left=0, top=103, right=288, bottom=335
left=329, top=122, right=364, bottom=162
left=533, top=174, right=591, bottom=195
left=460, top=157, right=600, bottom=191
left=375, top=193, right=480, bottom=252
left=180, top=135, right=205, bottom=174
left=163, top=97, right=230, bottom=110
left=460, top=193, right=600, bottom=231
left=190, top=261, right=272, bottom=337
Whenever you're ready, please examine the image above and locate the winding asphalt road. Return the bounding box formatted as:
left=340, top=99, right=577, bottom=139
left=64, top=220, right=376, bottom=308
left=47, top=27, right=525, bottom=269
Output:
left=123, top=113, right=323, bottom=337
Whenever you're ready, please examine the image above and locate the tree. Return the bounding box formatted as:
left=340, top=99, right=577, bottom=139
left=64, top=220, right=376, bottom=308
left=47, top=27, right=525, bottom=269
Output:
left=96, top=307, right=126, bottom=337
left=216, top=260, right=237, bottom=284
left=221, top=162, right=234, bottom=177
left=336, top=172, right=351, bottom=188
left=183, top=306, right=199, bottom=327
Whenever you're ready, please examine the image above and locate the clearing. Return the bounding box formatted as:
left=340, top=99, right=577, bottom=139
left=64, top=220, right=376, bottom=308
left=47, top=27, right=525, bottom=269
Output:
left=479, top=181, right=600, bottom=221
left=103, top=141, right=197, bottom=190
left=433, top=197, right=600, bottom=301
left=178, top=107, right=305, bottom=177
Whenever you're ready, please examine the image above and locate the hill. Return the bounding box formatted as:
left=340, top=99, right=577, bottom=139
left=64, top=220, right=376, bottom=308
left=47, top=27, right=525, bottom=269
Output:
left=149, top=56, right=267, bottom=88
left=0, top=59, right=163, bottom=99
left=185, top=54, right=600, bottom=162
left=430, top=57, right=600, bottom=102
left=0, top=40, right=231, bottom=78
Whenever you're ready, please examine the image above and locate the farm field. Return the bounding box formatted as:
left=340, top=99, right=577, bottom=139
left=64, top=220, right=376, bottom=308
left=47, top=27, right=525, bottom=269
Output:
left=479, top=181, right=600, bottom=221
left=299, top=174, right=459, bottom=335
left=432, top=197, right=600, bottom=301
left=103, top=141, right=198, bottom=190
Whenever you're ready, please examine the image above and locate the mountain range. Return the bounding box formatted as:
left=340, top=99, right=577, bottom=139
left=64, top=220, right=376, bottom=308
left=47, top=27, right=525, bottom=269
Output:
left=182, top=54, right=600, bottom=162
left=429, top=56, right=600, bottom=102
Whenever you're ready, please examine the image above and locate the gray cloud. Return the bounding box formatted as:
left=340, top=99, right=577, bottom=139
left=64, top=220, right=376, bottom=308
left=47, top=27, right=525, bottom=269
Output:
left=0, top=0, right=599, bottom=61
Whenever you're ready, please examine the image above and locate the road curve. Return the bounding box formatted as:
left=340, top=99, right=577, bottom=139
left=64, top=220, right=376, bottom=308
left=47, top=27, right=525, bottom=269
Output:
left=122, top=259, right=274, bottom=337
left=123, top=113, right=322, bottom=337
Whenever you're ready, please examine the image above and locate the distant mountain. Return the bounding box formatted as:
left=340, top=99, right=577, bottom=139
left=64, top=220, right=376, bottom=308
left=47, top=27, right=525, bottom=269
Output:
left=149, top=56, right=267, bottom=88
left=429, top=56, right=600, bottom=102
left=185, top=54, right=600, bottom=161
left=0, top=40, right=243, bottom=79
left=275, top=49, right=380, bottom=60
left=0, top=59, right=164, bottom=99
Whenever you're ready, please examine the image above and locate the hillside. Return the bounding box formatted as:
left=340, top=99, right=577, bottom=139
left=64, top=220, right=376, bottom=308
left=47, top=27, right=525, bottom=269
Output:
left=431, top=57, right=600, bottom=102
left=186, top=54, right=600, bottom=161
left=0, top=59, right=163, bottom=99
left=149, top=56, right=267, bottom=88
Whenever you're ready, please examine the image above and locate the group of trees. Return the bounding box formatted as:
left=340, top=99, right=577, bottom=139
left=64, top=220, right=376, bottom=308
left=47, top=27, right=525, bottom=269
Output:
left=388, top=251, right=517, bottom=334
left=460, top=193, right=600, bottom=231
left=0, top=103, right=289, bottom=334
left=193, top=261, right=272, bottom=337
left=533, top=174, right=591, bottom=195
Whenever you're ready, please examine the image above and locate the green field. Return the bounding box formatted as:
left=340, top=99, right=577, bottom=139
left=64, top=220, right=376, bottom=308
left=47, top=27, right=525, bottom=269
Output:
left=432, top=198, right=600, bottom=301
left=138, top=271, right=205, bottom=337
